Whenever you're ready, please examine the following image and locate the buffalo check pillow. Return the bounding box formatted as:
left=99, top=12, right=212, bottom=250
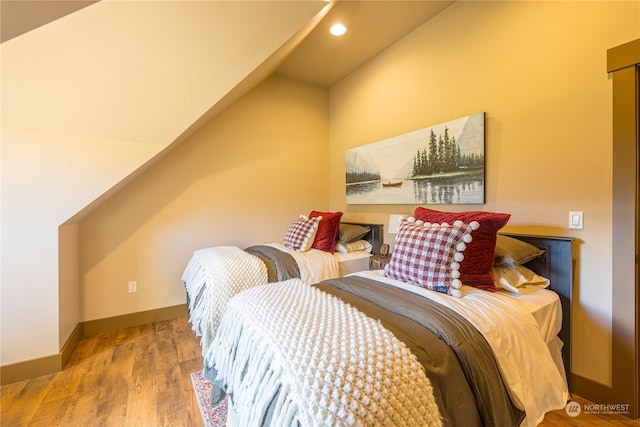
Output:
left=283, top=215, right=322, bottom=252
left=414, top=207, right=511, bottom=292
left=384, top=217, right=479, bottom=298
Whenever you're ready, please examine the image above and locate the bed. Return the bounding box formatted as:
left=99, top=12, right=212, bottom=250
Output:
left=181, top=214, right=382, bottom=361
left=334, top=222, right=383, bottom=275
left=203, top=210, right=575, bottom=427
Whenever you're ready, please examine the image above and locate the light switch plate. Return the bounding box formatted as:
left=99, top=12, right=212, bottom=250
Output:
left=569, top=211, right=583, bottom=229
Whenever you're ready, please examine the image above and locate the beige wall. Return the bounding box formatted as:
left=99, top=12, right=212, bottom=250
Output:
left=58, top=223, right=80, bottom=350
left=0, top=129, right=161, bottom=364
left=79, top=75, right=329, bottom=321
left=1, top=1, right=325, bottom=367
left=328, top=1, right=639, bottom=387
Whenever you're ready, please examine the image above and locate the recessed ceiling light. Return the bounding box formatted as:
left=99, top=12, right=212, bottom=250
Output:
left=330, top=23, right=346, bottom=36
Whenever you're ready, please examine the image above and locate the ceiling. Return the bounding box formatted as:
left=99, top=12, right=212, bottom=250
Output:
left=0, top=1, right=98, bottom=43
left=1, top=1, right=454, bottom=88
left=277, top=1, right=455, bottom=87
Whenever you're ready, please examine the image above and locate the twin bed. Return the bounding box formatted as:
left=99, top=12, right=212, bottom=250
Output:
left=182, top=210, right=573, bottom=427
left=182, top=220, right=383, bottom=352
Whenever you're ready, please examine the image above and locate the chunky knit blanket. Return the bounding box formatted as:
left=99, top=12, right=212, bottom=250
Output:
left=182, top=246, right=268, bottom=356
left=207, top=280, right=443, bottom=427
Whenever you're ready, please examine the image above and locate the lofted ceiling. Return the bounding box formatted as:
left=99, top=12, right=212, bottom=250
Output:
left=0, top=1, right=98, bottom=43
left=277, top=1, right=454, bottom=87
left=2, top=1, right=454, bottom=88
left=0, top=0, right=456, bottom=232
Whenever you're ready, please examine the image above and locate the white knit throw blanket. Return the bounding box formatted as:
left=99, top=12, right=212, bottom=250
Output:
left=207, top=280, right=442, bottom=427
left=182, top=246, right=268, bottom=356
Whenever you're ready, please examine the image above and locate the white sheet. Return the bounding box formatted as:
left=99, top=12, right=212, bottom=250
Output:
left=352, top=270, right=569, bottom=427
left=265, top=243, right=339, bottom=283
left=333, top=250, right=371, bottom=276
left=265, top=243, right=371, bottom=281
left=366, top=269, right=562, bottom=344
left=492, top=287, right=562, bottom=345
left=491, top=288, right=566, bottom=388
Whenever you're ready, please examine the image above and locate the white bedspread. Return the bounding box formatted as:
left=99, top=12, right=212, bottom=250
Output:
left=182, top=246, right=268, bottom=355
left=353, top=270, right=569, bottom=427
left=182, top=243, right=340, bottom=356
left=208, top=280, right=443, bottom=427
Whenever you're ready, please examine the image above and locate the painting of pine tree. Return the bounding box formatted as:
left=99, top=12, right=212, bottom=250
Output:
left=346, top=112, right=484, bottom=204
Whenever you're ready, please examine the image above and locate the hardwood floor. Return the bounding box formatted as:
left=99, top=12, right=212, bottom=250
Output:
left=539, top=394, right=640, bottom=426
left=1, top=317, right=204, bottom=427
left=2, top=316, right=639, bottom=426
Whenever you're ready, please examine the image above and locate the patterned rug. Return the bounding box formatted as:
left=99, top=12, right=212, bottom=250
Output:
left=190, top=370, right=227, bottom=427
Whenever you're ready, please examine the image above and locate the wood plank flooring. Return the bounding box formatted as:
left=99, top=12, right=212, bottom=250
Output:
left=540, top=394, right=639, bottom=426
left=2, top=316, right=639, bottom=426
left=1, top=317, right=204, bottom=427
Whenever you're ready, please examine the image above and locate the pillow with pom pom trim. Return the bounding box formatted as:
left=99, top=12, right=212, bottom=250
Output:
left=384, top=217, right=478, bottom=298
left=283, top=215, right=322, bottom=252
left=414, top=207, right=510, bottom=291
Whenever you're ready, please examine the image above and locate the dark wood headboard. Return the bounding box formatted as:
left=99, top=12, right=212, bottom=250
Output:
left=500, top=233, right=575, bottom=391
left=341, top=222, right=384, bottom=255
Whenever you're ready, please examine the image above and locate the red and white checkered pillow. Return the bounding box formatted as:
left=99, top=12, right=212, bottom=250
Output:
left=283, top=215, right=322, bottom=252
left=384, top=217, right=479, bottom=297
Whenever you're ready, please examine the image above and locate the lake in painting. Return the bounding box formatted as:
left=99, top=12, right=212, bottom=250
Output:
left=346, top=113, right=485, bottom=205
left=346, top=171, right=484, bottom=205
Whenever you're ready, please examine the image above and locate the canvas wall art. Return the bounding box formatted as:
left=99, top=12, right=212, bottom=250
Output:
left=346, top=112, right=485, bottom=205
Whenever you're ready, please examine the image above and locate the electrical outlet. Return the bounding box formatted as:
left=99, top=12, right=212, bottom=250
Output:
left=128, top=281, right=137, bottom=293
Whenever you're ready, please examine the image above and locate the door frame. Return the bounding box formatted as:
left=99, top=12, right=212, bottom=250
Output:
left=608, top=38, right=638, bottom=419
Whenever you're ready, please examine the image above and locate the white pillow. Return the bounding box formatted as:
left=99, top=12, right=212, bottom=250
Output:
left=491, top=265, right=550, bottom=294
left=335, top=240, right=373, bottom=253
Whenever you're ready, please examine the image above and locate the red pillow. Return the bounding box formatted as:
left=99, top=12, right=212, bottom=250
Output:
left=309, top=211, right=343, bottom=253
left=413, top=207, right=511, bottom=291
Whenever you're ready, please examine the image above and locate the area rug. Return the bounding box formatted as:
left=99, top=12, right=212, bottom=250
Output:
left=190, top=370, right=227, bottom=427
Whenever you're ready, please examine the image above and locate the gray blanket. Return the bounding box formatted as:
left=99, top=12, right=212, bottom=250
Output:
left=317, top=276, right=525, bottom=427
left=245, top=245, right=301, bottom=282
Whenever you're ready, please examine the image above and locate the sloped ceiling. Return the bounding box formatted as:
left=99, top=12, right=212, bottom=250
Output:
left=278, top=1, right=454, bottom=87
left=1, top=1, right=454, bottom=219
left=1, top=1, right=98, bottom=42
left=1, top=1, right=332, bottom=146
left=2, top=1, right=455, bottom=89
